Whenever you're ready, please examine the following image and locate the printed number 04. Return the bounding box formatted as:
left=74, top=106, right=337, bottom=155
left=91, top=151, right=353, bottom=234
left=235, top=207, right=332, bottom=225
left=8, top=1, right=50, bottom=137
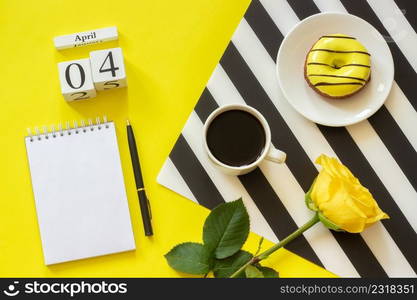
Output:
left=100, top=52, right=119, bottom=77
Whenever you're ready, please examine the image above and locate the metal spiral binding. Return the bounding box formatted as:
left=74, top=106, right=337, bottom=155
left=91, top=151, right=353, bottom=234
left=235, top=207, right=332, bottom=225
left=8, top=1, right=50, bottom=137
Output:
left=26, top=115, right=110, bottom=142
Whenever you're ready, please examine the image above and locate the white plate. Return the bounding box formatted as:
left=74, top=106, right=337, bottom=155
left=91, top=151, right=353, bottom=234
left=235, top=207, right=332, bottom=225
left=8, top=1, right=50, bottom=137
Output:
left=277, top=12, right=394, bottom=127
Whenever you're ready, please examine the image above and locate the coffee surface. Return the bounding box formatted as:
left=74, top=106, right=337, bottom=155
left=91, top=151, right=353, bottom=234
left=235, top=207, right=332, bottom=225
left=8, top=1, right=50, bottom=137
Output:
left=206, top=110, right=266, bottom=167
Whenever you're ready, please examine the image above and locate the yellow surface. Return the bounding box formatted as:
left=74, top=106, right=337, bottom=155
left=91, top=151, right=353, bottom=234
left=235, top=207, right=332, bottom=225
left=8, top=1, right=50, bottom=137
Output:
left=306, top=34, right=371, bottom=97
left=0, top=0, right=335, bottom=278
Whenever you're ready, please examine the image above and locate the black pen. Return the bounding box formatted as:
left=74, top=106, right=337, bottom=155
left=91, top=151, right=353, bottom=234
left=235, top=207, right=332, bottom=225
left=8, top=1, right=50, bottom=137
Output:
left=126, top=120, right=153, bottom=236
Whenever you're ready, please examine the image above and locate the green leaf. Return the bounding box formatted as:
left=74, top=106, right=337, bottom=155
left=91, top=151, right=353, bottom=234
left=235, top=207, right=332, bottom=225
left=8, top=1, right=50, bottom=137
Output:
left=258, top=266, right=279, bottom=278
left=164, top=242, right=211, bottom=275
left=213, top=250, right=253, bottom=278
left=203, top=199, right=250, bottom=259
left=245, top=265, right=264, bottom=278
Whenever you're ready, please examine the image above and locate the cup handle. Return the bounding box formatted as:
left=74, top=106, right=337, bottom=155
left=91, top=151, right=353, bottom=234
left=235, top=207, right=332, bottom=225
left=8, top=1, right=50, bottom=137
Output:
left=265, top=145, right=286, bottom=163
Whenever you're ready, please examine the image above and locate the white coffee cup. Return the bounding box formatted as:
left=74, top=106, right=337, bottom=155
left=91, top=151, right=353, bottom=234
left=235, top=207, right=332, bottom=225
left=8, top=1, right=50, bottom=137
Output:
left=203, top=104, right=286, bottom=176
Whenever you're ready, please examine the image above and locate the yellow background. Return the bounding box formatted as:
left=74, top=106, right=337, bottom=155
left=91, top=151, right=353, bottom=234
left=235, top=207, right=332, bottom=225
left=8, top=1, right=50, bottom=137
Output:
left=0, top=0, right=334, bottom=277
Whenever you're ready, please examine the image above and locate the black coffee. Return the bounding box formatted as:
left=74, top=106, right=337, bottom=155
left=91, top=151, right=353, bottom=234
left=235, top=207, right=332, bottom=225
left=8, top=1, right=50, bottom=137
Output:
left=206, top=109, right=266, bottom=167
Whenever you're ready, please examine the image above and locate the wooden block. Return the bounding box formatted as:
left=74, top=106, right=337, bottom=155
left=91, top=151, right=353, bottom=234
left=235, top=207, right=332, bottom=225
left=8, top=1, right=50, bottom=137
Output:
left=57, top=59, right=97, bottom=102
left=90, top=47, right=127, bottom=91
left=54, top=27, right=118, bottom=50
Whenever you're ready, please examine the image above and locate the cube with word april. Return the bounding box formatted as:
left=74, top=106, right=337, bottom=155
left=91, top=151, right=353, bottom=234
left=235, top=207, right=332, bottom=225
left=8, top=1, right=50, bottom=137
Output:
left=90, top=47, right=127, bottom=91
left=57, top=58, right=97, bottom=101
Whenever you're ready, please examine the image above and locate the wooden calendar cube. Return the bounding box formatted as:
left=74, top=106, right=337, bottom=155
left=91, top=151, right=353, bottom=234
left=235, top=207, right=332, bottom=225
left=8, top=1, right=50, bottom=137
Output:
left=58, top=59, right=96, bottom=101
left=90, top=47, right=127, bottom=91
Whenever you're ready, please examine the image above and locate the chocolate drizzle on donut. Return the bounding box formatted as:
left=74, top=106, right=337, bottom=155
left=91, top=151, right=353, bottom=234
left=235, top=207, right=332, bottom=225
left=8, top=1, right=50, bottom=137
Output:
left=307, top=62, right=371, bottom=69
left=320, top=35, right=356, bottom=40
left=314, top=82, right=364, bottom=87
left=308, top=74, right=367, bottom=81
left=310, top=49, right=371, bottom=56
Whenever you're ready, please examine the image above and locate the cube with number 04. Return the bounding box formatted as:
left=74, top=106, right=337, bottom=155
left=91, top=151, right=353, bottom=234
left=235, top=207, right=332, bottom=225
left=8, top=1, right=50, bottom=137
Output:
left=90, top=47, right=127, bottom=91
left=58, top=58, right=97, bottom=101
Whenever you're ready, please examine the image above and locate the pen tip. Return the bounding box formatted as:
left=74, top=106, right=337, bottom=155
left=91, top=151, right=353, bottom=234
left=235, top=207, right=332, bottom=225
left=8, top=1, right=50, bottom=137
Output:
left=126, top=119, right=130, bottom=126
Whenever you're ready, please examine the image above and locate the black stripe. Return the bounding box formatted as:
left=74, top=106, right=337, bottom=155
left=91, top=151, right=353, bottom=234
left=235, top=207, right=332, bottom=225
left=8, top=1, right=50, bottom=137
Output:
left=310, top=49, right=371, bottom=56
left=287, top=0, right=320, bottom=20
left=239, top=169, right=323, bottom=267
left=194, top=89, right=218, bottom=123
left=244, top=0, right=282, bottom=60
left=340, top=0, right=417, bottom=111
left=238, top=2, right=389, bottom=277
left=368, top=107, right=417, bottom=191
left=195, top=88, right=218, bottom=122
left=169, top=134, right=224, bottom=209
left=331, top=231, right=391, bottom=278
left=308, top=62, right=371, bottom=69
left=394, top=0, right=417, bottom=33
left=193, top=87, right=323, bottom=267
left=288, top=0, right=417, bottom=273
left=220, top=41, right=387, bottom=277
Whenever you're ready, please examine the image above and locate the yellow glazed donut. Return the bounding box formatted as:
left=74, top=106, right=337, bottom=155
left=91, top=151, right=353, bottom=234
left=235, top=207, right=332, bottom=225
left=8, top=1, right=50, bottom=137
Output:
left=305, top=34, right=371, bottom=98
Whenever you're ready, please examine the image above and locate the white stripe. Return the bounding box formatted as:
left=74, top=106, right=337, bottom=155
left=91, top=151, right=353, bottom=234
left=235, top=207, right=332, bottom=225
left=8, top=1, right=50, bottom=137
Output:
left=313, top=0, right=347, bottom=13
left=384, top=83, right=417, bottom=150
left=361, top=223, right=416, bottom=277
left=265, top=0, right=416, bottom=277
left=157, top=158, right=198, bottom=203
left=259, top=0, right=300, bottom=35
left=314, top=0, right=417, bottom=152
left=208, top=61, right=359, bottom=277
left=181, top=110, right=278, bottom=243
left=208, top=65, right=246, bottom=104
left=368, top=0, right=417, bottom=73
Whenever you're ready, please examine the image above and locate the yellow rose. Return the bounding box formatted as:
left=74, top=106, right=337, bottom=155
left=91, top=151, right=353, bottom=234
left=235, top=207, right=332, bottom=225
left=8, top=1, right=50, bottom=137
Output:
left=306, top=154, right=389, bottom=233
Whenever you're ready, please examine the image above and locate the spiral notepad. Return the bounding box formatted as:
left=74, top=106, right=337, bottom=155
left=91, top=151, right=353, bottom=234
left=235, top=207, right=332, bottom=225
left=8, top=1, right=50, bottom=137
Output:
left=25, top=117, right=135, bottom=265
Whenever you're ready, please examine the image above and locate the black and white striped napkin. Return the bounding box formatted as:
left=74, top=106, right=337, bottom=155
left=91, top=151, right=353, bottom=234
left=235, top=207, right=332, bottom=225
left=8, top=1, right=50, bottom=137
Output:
left=157, top=0, right=417, bottom=278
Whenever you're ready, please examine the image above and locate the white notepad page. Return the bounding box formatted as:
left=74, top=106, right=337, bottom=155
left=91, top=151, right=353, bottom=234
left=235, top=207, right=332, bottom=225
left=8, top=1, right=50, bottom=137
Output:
left=25, top=121, right=135, bottom=265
